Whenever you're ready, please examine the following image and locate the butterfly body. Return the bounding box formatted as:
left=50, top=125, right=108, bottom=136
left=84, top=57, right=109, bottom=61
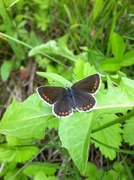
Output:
left=65, top=87, right=77, bottom=110
left=37, top=73, right=100, bottom=118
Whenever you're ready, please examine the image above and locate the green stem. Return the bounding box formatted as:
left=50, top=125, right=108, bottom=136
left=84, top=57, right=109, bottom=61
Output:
left=92, top=108, right=134, bottom=133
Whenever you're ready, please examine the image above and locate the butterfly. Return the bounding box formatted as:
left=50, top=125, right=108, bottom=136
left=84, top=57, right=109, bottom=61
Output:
left=36, top=73, right=101, bottom=118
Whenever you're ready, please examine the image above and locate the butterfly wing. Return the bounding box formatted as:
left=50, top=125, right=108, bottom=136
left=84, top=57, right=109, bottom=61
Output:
left=73, top=91, right=96, bottom=112
left=36, top=86, right=66, bottom=105
left=53, top=94, right=73, bottom=117
left=72, top=73, right=100, bottom=94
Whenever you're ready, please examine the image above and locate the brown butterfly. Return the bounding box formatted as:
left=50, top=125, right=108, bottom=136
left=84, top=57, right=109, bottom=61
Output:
left=36, top=73, right=100, bottom=118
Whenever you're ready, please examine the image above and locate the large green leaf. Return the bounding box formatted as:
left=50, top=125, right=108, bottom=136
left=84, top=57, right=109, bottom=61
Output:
left=0, top=94, right=54, bottom=139
left=59, top=112, right=94, bottom=174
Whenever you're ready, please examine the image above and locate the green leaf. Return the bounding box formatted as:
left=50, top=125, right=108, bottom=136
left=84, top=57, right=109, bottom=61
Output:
left=108, top=169, right=127, bottom=180
left=36, top=72, right=72, bottom=87
left=84, top=162, right=104, bottom=179
left=123, top=117, right=134, bottom=145
left=34, top=11, right=50, bottom=31
left=0, top=94, right=53, bottom=139
left=121, top=50, right=134, bottom=66
left=0, top=144, right=38, bottom=163
left=29, top=39, right=76, bottom=62
left=91, top=114, right=122, bottom=160
left=108, top=161, right=127, bottom=180
left=92, top=0, right=103, bottom=20
left=73, top=59, right=98, bottom=81
left=111, top=33, right=126, bottom=61
left=6, top=136, right=36, bottom=146
left=100, top=57, right=121, bottom=71
left=14, top=146, right=38, bottom=163
left=2, top=167, right=25, bottom=180
left=23, top=162, right=58, bottom=176
left=0, top=144, right=15, bottom=162
left=57, top=34, right=69, bottom=47
left=0, top=60, right=13, bottom=81
left=96, top=76, right=134, bottom=114
left=59, top=113, right=94, bottom=174
left=34, top=172, right=58, bottom=180
left=34, top=172, right=47, bottom=180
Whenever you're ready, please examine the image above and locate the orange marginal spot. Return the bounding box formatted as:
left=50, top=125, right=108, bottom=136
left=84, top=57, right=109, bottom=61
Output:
left=84, top=106, right=87, bottom=110
left=87, top=105, right=90, bottom=108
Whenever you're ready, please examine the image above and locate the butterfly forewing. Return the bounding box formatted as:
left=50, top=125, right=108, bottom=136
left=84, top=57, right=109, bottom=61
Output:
left=72, top=73, right=100, bottom=94
left=53, top=94, right=73, bottom=117
left=37, top=86, right=65, bottom=105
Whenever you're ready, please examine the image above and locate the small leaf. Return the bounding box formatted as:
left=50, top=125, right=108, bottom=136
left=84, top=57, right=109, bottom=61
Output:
left=0, top=144, right=15, bottom=162
left=34, top=172, right=47, bottom=180
left=0, top=144, right=38, bottom=163
left=23, top=162, right=58, bottom=176
left=123, top=117, right=134, bottom=145
left=36, top=72, right=72, bottom=87
left=84, top=162, right=104, bottom=178
left=111, top=33, right=126, bottom=61
left=0, top=60, right=13, bottom=81
left=121, top=50, right=134, bottom=66
left=101, top=57, right=121, bottom=71
left=14, top=146, right=38, bottom=162
left=73, top=59, right=98, bottom=81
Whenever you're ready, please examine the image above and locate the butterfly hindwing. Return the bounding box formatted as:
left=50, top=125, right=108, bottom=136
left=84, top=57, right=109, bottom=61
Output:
left=72, top=73, right=100, bottom=94
left=36, top=86, right=66, bottom=105
left=53, top=94, right=73, bottom=117
left=72, top=91, right=96, bottom=112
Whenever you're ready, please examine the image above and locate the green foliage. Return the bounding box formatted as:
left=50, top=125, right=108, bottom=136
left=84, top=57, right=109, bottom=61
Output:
left=1, top=0, right=134, bottom=179
left=123, top=117, right=134, bottom=145
left=23, top=162, right=59, bottom=179
left=29, top=35, right=76, bottom=64
left=0, top=95, right=53, bottom=139
left=101, top=32, right=134, bottom=71
left=0, top=68, right=134, bottom=178
left=91, top=114, right=122, bottom=160
left=0, top=60, right=13, bottom=81
left=85, top=162, right=128, bottom=180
